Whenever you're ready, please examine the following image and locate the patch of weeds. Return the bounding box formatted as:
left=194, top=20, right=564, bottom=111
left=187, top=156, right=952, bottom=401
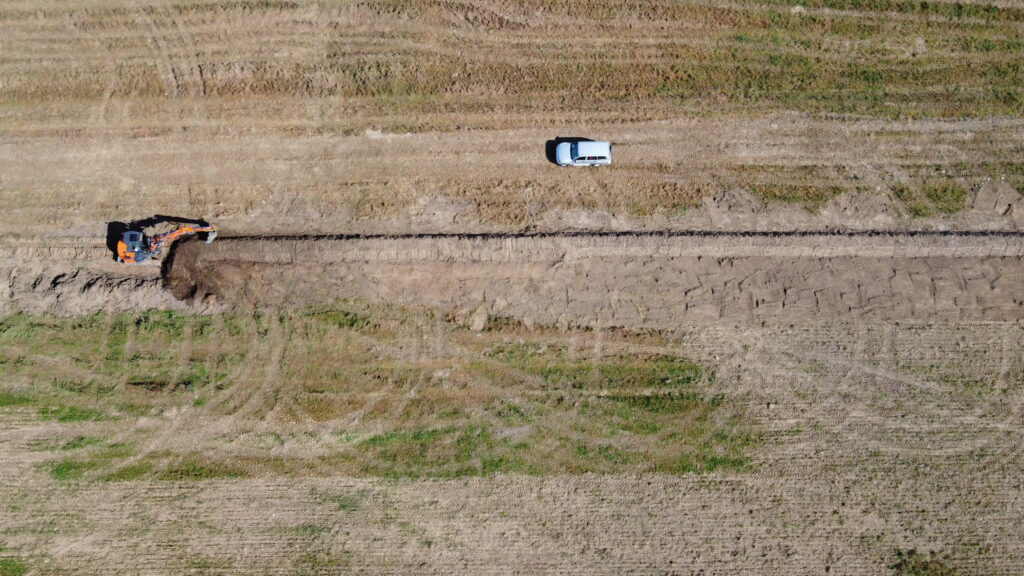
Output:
left=0, top=392, right=34, bottom=408
left=654, top=434, right=751, bottom=475
left=322, top=492, right=362, bottom=512
left=490, top=400, right=532, bottom=425
left=37, top=405, right=104, bottom=423
left=156, top=457, right=248, bottom=481
left=484, top=341, right=553, bottom=363
left=304, top=305, right=374, bottom=330
left=46, top=442, right=136, bottom=481
left=291, top=549, right=351, bottom=574
left=60, top=436, right=103, bottom=450
left=922, top=179, right=967, bottom=214
left=890, top=549, right=956, bottom=576
left=0, top=556, right=27, bottom=576
left=134, top=310, right=191, bottom=337
left=53, top=378, right=119, bottom=396
left=573, top=442, right=634, bottom=469
left=359, top=365, right=427, bottom=387
left=892, top=182, right=931, bottom=217
left=100, top=461, right=155, bottom=482
left=605, top=392, right=708, bottom=414
left=48, top=459, right=100, bottom=481
left=357, top=426, right=517, bottom=478
left=892, top=179, right=968, bottom=217
left=182, top=557, right=234, bottom=573
left=581, top=400, right=662, bottom=435
left=487, top=345, right=705, bottom=391
left=0, top=314, right=49, bottom=342
left=750, top=183, right=843, bottom=211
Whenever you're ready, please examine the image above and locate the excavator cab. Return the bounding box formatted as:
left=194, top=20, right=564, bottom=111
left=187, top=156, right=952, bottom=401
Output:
left=117, top=230, right=150, bottom=264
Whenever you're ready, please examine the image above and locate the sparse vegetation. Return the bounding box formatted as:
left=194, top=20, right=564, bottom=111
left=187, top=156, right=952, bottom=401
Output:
left=891, top=179, right=969, bottom=217
left=750, top=183, right=844, bottom=211
left=8, top=306, right=750, bottom=480
left=0, top=310, right=249, bottom=424
left=922, top=180, right=968, bottom=214
left=890, top=549, right=957, bottom=576
left=0, top=557, right=27, bottom=576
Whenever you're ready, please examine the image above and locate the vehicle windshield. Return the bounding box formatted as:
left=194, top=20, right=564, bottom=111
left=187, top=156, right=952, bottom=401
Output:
left=570, top=143, right=578, bottom=159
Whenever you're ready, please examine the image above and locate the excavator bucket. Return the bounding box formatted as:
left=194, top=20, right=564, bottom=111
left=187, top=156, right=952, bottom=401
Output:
left=203, top=229, right=217, bottom=243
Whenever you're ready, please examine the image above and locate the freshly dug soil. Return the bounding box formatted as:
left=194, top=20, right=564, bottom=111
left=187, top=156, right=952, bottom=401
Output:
left=164, top=232, right=1024, bottom=327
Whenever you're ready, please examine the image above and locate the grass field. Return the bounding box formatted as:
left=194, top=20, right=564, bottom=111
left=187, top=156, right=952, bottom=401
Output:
left=0, top=305, right=750, bottom=481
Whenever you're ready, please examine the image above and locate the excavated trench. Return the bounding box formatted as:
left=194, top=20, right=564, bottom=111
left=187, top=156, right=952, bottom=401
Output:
left=161, top=231, right=1024, bottom=329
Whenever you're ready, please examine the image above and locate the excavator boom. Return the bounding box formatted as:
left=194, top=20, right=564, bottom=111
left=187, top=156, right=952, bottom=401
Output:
left=151, top=225, right=218, bottom=248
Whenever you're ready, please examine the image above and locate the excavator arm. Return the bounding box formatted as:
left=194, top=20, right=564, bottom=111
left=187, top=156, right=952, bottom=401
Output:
left=150, top=225, right=218, bottom=250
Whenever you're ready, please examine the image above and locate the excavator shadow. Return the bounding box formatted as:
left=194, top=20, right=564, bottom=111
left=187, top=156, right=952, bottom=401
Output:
left=105, top=215, right=211, bottom=261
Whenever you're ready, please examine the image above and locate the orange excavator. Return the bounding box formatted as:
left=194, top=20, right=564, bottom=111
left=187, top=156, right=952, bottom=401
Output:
left=116, top=223, right=217, bottom=264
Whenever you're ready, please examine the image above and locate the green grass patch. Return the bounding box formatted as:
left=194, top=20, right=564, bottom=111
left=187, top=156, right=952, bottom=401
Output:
left=322, top=492, right=362, bottom=512
left=37, top=405, right=104, bottom=423
left=46, top=442, right=137, bottom=481
left=922, top=179, right=968, bottom=214
left=486, top=344, right=706, bottom=390
left=156, top=457, right=248, bottom=481
left=48, top=459, right=101, bottom=481
left=751, top=183, right=844, bottom=211
left=99, top=461, right=156, bottom=482
left=9, top=308, right=753, bottom=479
left=355, top=425, right=536, bottom=478
left=60, top=436, right=103, bottom=450
left=0, top=310, right=250, bottom=421
left=303, top=305, right=374, bottom=330
left=0, top=392, right=34, bottom=408
left=0, top=557, right=27, bottom=576
left=891, top=179, right=968, bottom=217
left=605, top=392, right=709, bottom=414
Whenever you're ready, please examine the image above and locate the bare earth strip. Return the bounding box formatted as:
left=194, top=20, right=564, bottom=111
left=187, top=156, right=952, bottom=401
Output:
left=163, top=232, right=1024, bottom=326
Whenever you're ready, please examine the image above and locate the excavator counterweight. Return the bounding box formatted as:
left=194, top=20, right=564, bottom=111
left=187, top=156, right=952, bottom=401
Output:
left=116, top=222, right=217, bottom=264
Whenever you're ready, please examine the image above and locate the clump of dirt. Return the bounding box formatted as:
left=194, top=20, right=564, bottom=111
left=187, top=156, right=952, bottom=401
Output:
left=971, top=181, right=1024, bottom=229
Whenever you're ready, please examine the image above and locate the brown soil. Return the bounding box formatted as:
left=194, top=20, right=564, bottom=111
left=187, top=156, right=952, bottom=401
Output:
left=162, top=231, right=1024, bottom=326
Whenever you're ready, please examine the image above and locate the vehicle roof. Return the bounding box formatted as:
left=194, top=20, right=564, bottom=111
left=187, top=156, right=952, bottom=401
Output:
left=575, top=141, right=611, bottom=156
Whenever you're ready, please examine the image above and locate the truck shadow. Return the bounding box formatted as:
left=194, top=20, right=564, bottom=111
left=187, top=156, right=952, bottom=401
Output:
left=105, top=215, right=211, bottom=261
left=545, top=137, right=594, bottom=165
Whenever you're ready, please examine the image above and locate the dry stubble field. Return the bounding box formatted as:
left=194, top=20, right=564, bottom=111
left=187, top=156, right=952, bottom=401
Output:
left=1, top=0, right=1024, bottom=574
